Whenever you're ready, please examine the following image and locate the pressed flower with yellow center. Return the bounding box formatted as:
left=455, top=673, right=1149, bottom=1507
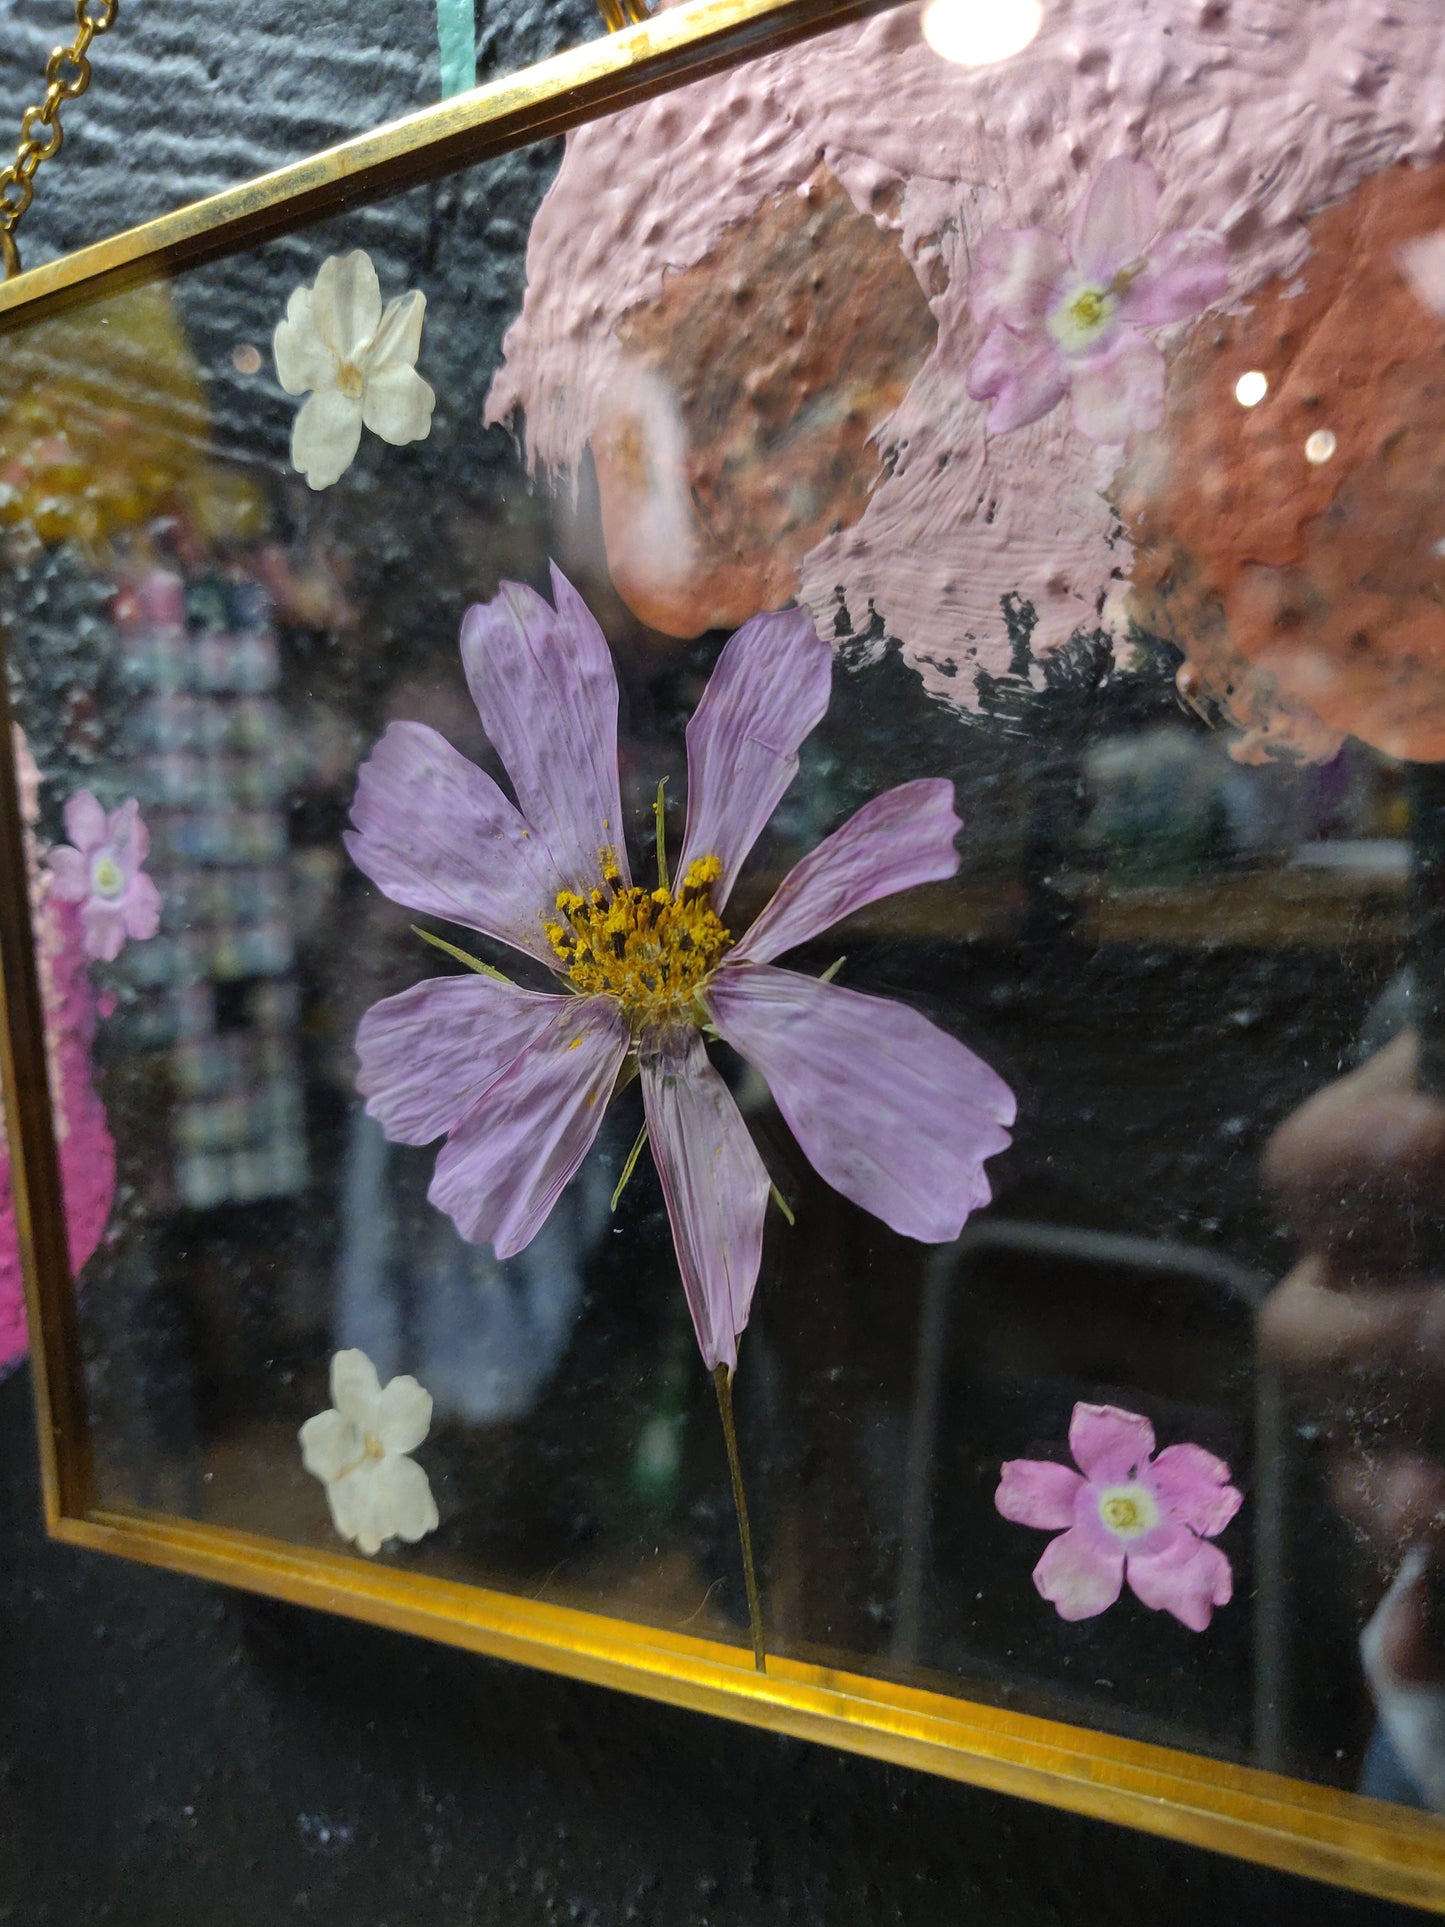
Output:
left=90, top=853, right=125, bottom=899
left=346, top=564, right=1015, bottom=1380
left=545, top=854, right=732, bottom=1028
left=346, top=567, right=1020, bottom=1672
left=272, top=249, right=435, bottom=490
left=49, top=789, right=162, bottom=962
left=299, top=1348, right=439, bottom=1558
left=967, top=156, right=1228, bottom=444
left=997, top=1402, right=1243, bottom=1631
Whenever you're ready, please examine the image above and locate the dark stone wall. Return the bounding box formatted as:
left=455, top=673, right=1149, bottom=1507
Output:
left=0, top=0, right=599, bottom=270
left=0, top=6, right=1428, bottom=1922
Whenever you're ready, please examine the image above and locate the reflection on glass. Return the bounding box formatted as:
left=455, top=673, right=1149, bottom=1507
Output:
left=920, top=0, right=1042, bottom=68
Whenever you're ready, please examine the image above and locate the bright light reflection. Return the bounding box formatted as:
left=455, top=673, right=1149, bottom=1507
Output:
left=921, top=0, right=1043, bottom=67
left=1234, top=370, right=1268, bottom=408
left=1304, top=429, right=1337, bottom=465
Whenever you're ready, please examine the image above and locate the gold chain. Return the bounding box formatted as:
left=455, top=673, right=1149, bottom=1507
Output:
left=0, top=0, right=118, bottom=281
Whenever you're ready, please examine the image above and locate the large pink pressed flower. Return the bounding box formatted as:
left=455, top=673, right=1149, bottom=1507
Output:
left=48, top=792, right=162, bottom=963
left=346, top=565, right=1015, bottom=1373
left=966, top=158, right=1227, bottom=445
left=996, top=1403, right=1242, bottom=1632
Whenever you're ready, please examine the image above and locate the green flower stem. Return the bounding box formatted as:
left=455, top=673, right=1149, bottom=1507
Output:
left=411, top=924, right=513, bottom=984
left=654, top=777, right=669, bottom=892
left=713, top=1363, right=766, bottom=1673
left=610, top=1121, right=649, bottom=1212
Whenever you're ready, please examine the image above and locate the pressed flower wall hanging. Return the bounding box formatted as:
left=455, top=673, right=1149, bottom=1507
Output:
left=344, top=565, right=1016, bottom=1661
left=13, top=3, right=1445, bottom=1885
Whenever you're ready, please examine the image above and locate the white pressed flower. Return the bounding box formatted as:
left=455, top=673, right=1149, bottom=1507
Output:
left=273, top=250, right=436, bottom=490
left=299, top=1348, right=439, bottom=1556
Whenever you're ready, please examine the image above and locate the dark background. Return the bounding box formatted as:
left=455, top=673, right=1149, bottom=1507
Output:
left=0, top=1363, right=1414, bottom=1925
left=0, top=0, right=1430, bottom=1919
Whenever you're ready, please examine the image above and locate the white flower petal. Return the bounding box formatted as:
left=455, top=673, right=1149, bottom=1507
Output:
left=361, top=364, right=435, bottom=447
left=309, top=249, right=383, bottom=363
left=299, top=1408, right=360, bottom=1484
left=326, top=1462, right=386, bottom=1555
left=330, top=1347, right=382, bottom=1427
left=374, top=1455, right=439, bottom=1545
left=367, top=289, right=426, bottom=373
left=291, top=389, right=364, bottom=489
left=273, top=286, right=333, bottom=396
left=375, top=1374, right=432, bottom=1456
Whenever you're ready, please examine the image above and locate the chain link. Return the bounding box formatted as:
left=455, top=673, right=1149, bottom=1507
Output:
left=0, top=0, right=117, bottom=279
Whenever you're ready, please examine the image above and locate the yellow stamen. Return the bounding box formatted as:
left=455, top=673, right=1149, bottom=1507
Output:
left=1096, top=1482, right=1159, bottom=1541
left=1069, top=288, right=1109, bottom=332
left=548, top=852, right=733, bottom=1029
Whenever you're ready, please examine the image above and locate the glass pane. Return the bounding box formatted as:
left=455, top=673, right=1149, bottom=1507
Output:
left=4, top=0, right=1444, bottom=1840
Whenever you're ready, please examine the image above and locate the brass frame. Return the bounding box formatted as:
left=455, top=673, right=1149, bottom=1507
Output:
left=1, top=0, right=1443, bottom=1906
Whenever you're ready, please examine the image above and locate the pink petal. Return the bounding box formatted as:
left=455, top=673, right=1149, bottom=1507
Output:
left=63, top=790, right=106, bottom=853
left=459, top=566, right=630, bottom=894
left=121, top=872, right=162, bottom=942
left=1033, top=1524, right=1125, bottom=1622
left=967, top=326, right=1069, bottom=434
left=640, top=1025, right=770, bottom=1374
left=356, top=975, right=565, bottom=1145
left=344, top=719, right=565, bottom=965
left=427, top=994, right=628, bottom=1257
left=1068, top=333, right=1165, bottom=444
left=733, top=779, right=960, bottom=965
left=996, top=1458, right=1085, bottom=1529
left=1118, top=227, right=1228, bottom=326
left=106, top=797, right=149, bottom=878
left=1147, top=1442, right=1243, bottom=1539
left=1126, top=1535, right=1233, bottom=1632
left=1070, top=157, right=1159, bottom=285
left=1068, top=1403, right=1156, bottom=1483
left=970, top=226, right=1069, bottom=332
left=675, top=608, right=831, bottom=911
left=47, top=845, right=88, bottom=902
left=80, top=901, right=128, bottom=963
left=705, top=964, right=1014, bottom=1242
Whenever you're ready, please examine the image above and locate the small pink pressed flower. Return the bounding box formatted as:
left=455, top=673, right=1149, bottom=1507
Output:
left=966, top=158, right=1227, bottom=445
left=996, top=1402, right=1242, bottom=1632
left=48, top=792, right=162, bottom=963
left=346, top=565, right=1015, bottom=1374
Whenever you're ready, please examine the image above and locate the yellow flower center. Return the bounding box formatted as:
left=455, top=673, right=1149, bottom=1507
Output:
left=546, top=853, right=733, bottom=1030
left=91, top=853, right=124, bottom=899
left=1097, top=1482, right=1159, bottom=1541
left=1049, top=275, right=1131, bottom=356
left=335, top=358, right=366, bottom=401
left=1069, top=288, right=1110, bottom=332
left=362, top=1430, right=385, bottom=1460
